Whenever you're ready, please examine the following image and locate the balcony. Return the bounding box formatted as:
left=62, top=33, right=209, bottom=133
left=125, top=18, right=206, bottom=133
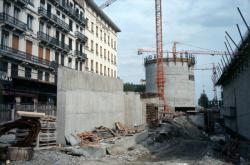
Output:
left=74, top=50, right=87, bottom=61
left=58, top=0, right=85, bottom=26
left=37, top=31, right=70, bottom=52
left=38, top=7, right=70, bottom=32
left=0, top=44, right=52, bottom=69
left=0, top=13, right=27, bottom=32
left=75, top=32, right=88, bottom=43
left=47, top=0, right=59, bottom=5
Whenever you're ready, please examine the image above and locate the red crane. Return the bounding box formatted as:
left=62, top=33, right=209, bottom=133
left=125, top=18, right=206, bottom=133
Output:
left=155, top=0, right=168, bottom=112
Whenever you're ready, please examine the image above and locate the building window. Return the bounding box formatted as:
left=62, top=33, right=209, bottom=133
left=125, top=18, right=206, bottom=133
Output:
left=91, top=60, right=94, bottom=71
left=25, top=67, right=32, bottom=79
left=104, top=33, right=106, bottom=43
left=62, top=14, right=65, bottom=20
left=108, top=51, right=110, bottom=61
left=69, top=38, right=72, bottom=50
left=108, top=36, right=110, bottom=46
left=61, top=55, right=64, bottom=66
left=38, top=70, right=43, bottom=80
left=108, top=68, right=110, bottom=77
left=104, top=66, right=106, bottom=76
left=100, top=30, right=102, bottom=40
left=40, top=0, right=45, bottom=6
left=114, top=41, right=116, bottom=50
left=104, top=49, right=106, bottom=60
left=14, top=7, right=20, bottom=20
left=45, top=72, right=49, bottom=81
left=96, top=43, right=98, bottom=55
left=114, top=71, right=116, bottom=78
left=96, top=62, right=98, bottom=73
left=11, top=64, right=18, bottom=77
left=27, top=14, right=33, bottom=31
left=80, top=62, right=82, bottom=71
left=69, top=19, right=73, bottom=31
left=189, top=75, right=195, bottom=81
left=91, top=40, right=94, bottom=52
left=55, top=52, right=59, bottom=64
left=68, top=58, right=72, bottom=68
left=56, top=10, right=60, bottom=16
left=86, top=18, right=89, bottom=29
left=100, top=64, right=102, bottom=75
left=96, top=26, right=98, bottom=37
left=91, top=22, right=94, bottom=33
left=39, top=21, right=44, bottom=32
left=100, top=46, right=102, bottom=57
left=75, top=60, right=78, bottom=70
left=1, top=30, right=9, bottom=46
left=3, top=2, right=10, bottom=15
left=0, top=61, right=8, bottom=73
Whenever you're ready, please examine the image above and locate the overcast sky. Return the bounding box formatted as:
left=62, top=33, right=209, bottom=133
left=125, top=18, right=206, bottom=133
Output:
left=94, top=0, right=250, bottom=103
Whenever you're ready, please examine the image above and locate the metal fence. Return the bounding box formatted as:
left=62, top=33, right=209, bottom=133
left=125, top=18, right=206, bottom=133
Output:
left=0, top=104, right=56, bottom=124
left=0, top=104, right=12, bottom=123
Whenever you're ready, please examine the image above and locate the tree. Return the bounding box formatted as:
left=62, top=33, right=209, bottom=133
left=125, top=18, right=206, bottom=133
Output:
left=123, top=83, right=145, bottom=93
left=198, top=91, right=209, bottom=108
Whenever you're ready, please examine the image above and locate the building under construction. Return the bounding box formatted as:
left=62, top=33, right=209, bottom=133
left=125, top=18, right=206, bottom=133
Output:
left=144, top=54, right=196, bottom=111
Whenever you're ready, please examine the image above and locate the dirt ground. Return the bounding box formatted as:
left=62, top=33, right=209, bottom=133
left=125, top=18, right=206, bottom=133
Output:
left=2, top=116, right=229, bottom=165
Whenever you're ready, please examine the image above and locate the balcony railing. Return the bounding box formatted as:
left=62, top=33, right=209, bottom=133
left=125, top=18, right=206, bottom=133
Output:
left=0, top=13, right=27, bottom=32
left=38, top=7, right=70, bottom=32
left=75, top=31, right=88, bottom=43
left=47, top=0, right=59, bottom=5
left=59, top=0, right=85, bottom=26
left=0, top=44, right=51, bottom=68
left=74, top=50, right=87, bottom=60
left=37, top=31, right=70, bottom=52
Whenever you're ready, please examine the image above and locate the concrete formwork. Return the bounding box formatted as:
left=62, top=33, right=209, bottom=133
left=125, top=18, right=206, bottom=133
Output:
left=57, top=67, right=146, bottom=144
left=145, top=57, right=195, bottom=111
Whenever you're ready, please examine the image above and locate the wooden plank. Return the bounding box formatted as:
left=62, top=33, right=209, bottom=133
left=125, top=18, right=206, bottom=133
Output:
left=17, top=111, right=45, bottom=118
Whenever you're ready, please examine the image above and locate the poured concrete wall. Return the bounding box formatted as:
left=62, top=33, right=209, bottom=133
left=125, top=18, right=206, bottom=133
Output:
left=57, top=67, right=146, bottom=144
left=222, top=61, right=250, bottom=139
left=124, top=92, right=146, bottom=128
left=145, top=60, right=195, bottom=110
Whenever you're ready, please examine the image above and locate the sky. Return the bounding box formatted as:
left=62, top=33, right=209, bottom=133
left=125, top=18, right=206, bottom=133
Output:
left=94, top=0, right=250, bottom=103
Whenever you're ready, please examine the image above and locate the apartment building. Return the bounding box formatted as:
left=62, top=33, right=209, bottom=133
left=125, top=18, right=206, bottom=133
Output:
left=82, top=0, right=121, bottom=78
left=0, top=0, right=87, bottom=105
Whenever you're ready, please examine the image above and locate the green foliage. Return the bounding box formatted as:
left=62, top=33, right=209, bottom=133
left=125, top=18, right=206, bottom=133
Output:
left=198, top=92, right=209, bottom=108
left=123, top=83, right=145, bottom=92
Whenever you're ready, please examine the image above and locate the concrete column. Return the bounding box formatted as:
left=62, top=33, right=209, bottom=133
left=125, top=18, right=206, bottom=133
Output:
left=33, top=97, right=38, bottom=112
left=15, top=97, right=21, bottom=105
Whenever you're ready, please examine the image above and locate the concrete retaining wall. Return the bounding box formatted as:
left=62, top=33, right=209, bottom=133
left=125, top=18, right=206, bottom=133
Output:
left=57, top=67, right=146, bottom=144
left=124, top=92, right=146, bottom=128
left=222, top=59, right=250, bottom=139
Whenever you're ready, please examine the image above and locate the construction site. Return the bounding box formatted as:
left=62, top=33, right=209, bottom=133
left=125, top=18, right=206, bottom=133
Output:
left=0, top=0, right=250, bottom=164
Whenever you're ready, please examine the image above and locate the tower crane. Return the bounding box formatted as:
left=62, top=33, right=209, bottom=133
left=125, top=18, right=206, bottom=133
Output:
left=99, top=0, right=118, bottom=9
left=155, top=0, right=168, bottom=112
left=193, top=63, right=218, bottom=102
left=138, top=42, right=228, bottom=56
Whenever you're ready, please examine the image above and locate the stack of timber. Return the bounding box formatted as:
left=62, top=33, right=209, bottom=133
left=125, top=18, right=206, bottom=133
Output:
left=16, top=114, right=57, bottom=150
left=146, top=104, right=160, bottom=127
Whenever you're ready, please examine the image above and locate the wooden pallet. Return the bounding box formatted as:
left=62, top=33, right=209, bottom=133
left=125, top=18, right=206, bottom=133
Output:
left=16, top=116, right=57, bottom=150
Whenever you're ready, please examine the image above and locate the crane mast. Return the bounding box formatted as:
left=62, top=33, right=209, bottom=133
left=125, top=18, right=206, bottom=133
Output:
left=155, top=0, right=167, bottom=112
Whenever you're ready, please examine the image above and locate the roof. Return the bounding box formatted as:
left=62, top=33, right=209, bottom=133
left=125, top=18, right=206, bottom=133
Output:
left=75, top=0, right=121, bottom=33
left=216, top=29, right=250, bottom=85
